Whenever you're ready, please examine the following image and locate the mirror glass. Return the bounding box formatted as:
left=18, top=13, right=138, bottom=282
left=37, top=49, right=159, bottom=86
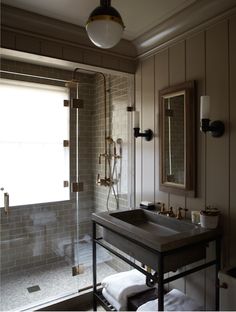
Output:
left=159, top=81, right=195, bottom=196
left=163, top=92, right=185, bottom=186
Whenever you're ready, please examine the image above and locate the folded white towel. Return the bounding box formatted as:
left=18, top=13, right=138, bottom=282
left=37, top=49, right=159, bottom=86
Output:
left=102, top=269, right=151, bottom=310
left=137, top=289, right=203, bottom=311
left=102, top=288, right=121, bottom=311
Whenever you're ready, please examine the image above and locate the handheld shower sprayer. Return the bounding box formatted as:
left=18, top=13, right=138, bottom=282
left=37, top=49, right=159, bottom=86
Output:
left=106, top=137, right=114, bottom=144
left=116, top=138, right=122, bottom=156
left=106, top=137, right=117, bottom=155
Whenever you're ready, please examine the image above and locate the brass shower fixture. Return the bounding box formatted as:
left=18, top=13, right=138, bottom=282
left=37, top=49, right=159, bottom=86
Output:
left=97, top=136, right=122, bottom=187
left=106, top=136, right=114, bottom=144
left=66, top=68, right=123, bottom=212
left=96, top=174, right=114, bottom=187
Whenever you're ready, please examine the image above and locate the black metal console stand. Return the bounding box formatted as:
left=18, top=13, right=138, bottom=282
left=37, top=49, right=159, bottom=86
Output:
left=215, top=237, right=221, bottom=311
left=92, top=221, right=221, bottom=311
left=92, top=222, right=97, bottom=311
left=157, top=253, right=164, bottom=311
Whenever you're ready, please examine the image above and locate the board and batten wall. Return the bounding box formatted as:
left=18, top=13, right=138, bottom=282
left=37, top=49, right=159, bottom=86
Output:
left=135, top=14, right=236, bottom=310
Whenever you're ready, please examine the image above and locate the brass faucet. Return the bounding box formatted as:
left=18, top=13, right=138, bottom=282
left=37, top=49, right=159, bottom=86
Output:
left=166, top=206, right=176, bottom=217
left=158, top=204, right=188, bottom=220
left=158, top=203, right=168, bottom=215
left=160, top=203, right=166, bottom=213
left=158, top=204, right=176, bottom=217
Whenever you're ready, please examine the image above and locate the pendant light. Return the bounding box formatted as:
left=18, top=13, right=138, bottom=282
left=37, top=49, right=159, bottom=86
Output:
left=86, top=0, right=125, bottom=49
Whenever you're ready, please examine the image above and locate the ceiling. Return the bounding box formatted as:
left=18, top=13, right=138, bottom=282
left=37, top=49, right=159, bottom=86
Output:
left=1, top=0, right=197, bottom=41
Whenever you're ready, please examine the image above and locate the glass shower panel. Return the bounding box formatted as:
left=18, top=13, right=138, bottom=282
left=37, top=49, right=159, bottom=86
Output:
left=68, top=77, right=96, bottom=290
left=0, top=80, right=80, bottom=311
left=68, top=71, right=134, bottom=290
left=0, top=70, right=134, bottom=311
left=90, top=73, right=135, bottom=278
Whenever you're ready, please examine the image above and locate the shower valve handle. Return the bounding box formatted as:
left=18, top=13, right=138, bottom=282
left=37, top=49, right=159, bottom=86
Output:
left=96, top=174, right=101, bottom=185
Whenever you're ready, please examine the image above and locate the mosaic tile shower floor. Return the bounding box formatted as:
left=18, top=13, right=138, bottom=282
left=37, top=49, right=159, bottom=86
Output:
left=0, top=260, right=117, bottom=311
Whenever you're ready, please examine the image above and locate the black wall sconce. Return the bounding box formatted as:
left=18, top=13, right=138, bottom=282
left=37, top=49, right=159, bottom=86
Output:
left=200, top=96, right=225, bottom=137
left=133, top=112, right=153, bottom=141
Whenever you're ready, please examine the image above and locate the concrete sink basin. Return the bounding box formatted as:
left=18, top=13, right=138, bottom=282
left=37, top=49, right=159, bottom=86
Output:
left=110, top=209, right=196, bottom=237
left=92, top=209, right=220, bottom=272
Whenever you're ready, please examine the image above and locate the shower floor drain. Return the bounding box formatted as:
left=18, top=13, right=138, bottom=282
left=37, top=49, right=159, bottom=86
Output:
left=27, top=285, right=41, bottom=293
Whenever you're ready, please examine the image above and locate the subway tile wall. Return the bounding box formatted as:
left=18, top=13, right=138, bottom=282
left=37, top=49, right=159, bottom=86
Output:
left=91, top=74, right=133, bottom=272
left=0, top=59, right=133, bottom=274
left=92, top=74, right=131, bottom=213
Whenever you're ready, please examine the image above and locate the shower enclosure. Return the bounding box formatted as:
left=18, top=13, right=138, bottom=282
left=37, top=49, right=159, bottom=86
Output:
left=0, top=61, right=134, bottom=311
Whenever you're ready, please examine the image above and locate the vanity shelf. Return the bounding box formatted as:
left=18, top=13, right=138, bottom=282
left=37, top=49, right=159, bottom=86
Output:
left=94, top=289, right=116, bottom=311
left=92, top=209, right=222, bottom=311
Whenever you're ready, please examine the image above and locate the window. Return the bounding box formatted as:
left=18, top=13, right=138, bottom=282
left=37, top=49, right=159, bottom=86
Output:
left=0, top=79, right=69, bottom=206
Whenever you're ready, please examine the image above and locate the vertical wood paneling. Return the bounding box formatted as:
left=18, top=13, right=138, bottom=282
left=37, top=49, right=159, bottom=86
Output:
left=185, top=32, right=206, bottom=307
left=186, top=32, right=205, bottom=208
left=141, top=57, right=155, bottom=201
left=135, top=64, right=142, bottom=206
left=205, top=20, right=229, bottom=310
left=154, top=49, right=170, bottom=286
left=229, top=15, right=236, bottom=265
left=168, top=41, right=186, bottom=293
left=168, top=41, right=186, bottom=211
left=135, top=14, right=236, bottom=309
left=154, top=49, right=169, bottom=206
left=169, top=41, right=186, bottom=85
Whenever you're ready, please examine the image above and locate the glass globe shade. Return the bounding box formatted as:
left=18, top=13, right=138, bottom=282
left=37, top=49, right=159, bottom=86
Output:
left=86, top=19, right=123, bottom=49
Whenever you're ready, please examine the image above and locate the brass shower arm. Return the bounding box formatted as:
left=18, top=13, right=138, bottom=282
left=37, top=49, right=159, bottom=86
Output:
left=70, top=67, right=109, bottom=182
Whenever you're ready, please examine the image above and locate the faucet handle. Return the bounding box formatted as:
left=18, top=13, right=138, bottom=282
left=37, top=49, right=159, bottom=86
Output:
left=4, top=192, right=9, bottom=215
left=176, top=207, right=183, bottom=220
left=160, top=203, right=165, bottom=212
left=183, top=208, right=188, bottom=219
left=167, top=206, right=176, bottom=217
left=96, top=174, right=101, bottom=185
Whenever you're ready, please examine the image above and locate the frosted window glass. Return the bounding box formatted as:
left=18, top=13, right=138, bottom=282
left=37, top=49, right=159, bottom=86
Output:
left=0, top=80, right=69, bottom=206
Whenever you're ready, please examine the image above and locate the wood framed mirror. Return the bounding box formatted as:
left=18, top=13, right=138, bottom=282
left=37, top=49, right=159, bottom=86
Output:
left=159, top=81, right=196, bottom=196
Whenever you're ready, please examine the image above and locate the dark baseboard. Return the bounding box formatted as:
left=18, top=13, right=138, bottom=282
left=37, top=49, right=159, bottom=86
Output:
left=36, top=290, right=93, bottom=311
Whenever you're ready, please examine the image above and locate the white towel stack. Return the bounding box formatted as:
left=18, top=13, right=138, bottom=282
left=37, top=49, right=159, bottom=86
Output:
left=137, top=288, right=203, bottom=311
left=102, top=269, right=151, bottom=311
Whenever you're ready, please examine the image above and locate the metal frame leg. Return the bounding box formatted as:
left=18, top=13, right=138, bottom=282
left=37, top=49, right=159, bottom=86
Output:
left=215, top=237, right=221, bottom=311
left=93, top=221, right=97, bottom=311
left=158, top=254, right=164, bottom=311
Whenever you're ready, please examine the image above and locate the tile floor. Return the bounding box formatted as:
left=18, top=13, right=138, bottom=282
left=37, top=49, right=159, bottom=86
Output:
left=0, top=247, right=118, bottom=311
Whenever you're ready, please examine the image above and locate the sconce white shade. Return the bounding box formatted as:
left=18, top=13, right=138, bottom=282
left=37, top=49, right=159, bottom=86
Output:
left=86, top=19, right=124, bottom=49
left=200, top=96, right=210, bottom=119
left=133, top=111, right=140, bottom=128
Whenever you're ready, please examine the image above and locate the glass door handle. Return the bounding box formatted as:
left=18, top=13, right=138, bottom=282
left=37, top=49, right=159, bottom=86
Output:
left=4, top=192, right=9, bottom=215
left=1, top=188, right=9, bottom=215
